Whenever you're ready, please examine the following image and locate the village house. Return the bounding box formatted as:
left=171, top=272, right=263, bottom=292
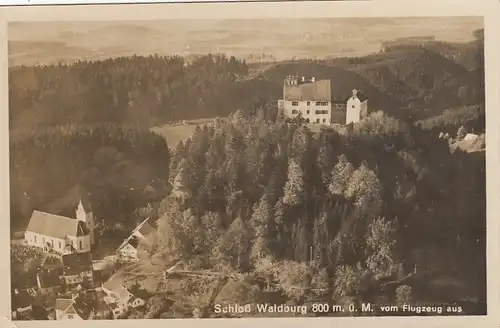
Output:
left=24, top=197, right=95, bottom=254
left=36, top=263, right=64, bottom=294
left=116, top=218, right=156, bottom=262
left=55, top=295, right=94, bottom=320
left=102, top=279, right=146, bottom=318
left=11, top=289, right=35, bottom=320
left=278, top=76, right=368, bottom=125
left=62, top=252, right=93, bottom=288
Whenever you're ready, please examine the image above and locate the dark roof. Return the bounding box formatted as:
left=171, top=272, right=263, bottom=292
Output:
left=283, top=79, right=331, bottom=101
left=117, top=217, right=153, bottom=251
left=26, top=211, right=89, bottom=239
left=138, top=222, right=155, bottom=237
left=346, top=94, right=368, bottom=102
left=128, top=236, right=140, bottom=249
left=132, top=288, right=150, bottom=301
left=12, top=290, right=34, bottom=309
left=37, top=266, right=63, bottom=289
left=92, top=270, right=103, bottom=288
left=73, top=294, right=95, bottom=320
left=62, top=252, right=92, bottom=276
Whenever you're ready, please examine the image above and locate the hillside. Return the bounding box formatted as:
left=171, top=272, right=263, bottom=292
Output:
left=127, top=111, right=486, bottom=318
left=261, top=42, right=483, bottom=120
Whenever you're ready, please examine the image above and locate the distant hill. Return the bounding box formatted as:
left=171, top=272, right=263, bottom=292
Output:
left=262, top=38, right=483, bottom=120
left=8, top=36, right=484, bottom=129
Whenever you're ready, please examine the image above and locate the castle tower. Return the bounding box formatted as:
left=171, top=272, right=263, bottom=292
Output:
left=76, top=197, right=95, bottom=246
left=346, top=89, right=362, bottom=125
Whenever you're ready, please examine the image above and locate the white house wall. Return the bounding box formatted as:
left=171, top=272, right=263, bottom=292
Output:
left=282, top=100, right=332, bottom=124
left=346, top=98, right=361, bottom=124
left=25, top=232, right=90, bottom=254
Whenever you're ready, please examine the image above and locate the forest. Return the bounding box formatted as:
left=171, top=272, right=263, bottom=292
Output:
left=144, top=110, right=485, bottom=317
left=8, top=34, right=485, bottom=317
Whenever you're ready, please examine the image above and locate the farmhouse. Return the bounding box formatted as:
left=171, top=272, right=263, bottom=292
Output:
left=55, top=296, right=94, bottom=320
left=36, top=263, right=64, bottom=293
left=116, top=218, right=156, bottom=262
left=102, top=279, right=141, bottom=318
left=277, top=75, right=368, bottom=125
left=11, top=289, right=34, bottom=320
left=24, top=197, right=95, bottom=254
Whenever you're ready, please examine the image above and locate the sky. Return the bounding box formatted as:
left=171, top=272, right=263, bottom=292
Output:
left=8, top=17, right=483, bottom=66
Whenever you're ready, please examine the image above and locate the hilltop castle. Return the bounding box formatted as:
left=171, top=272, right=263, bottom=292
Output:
left=278, top=75, right=368, bottom=125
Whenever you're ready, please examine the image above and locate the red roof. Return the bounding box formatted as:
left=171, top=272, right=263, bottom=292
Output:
left=26, top=211, right=89, bottom=239
left=283, top=79, right=331, bottom=101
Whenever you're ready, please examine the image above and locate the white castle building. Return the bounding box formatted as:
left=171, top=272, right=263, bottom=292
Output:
left=278, top=75, right=368, bottom=125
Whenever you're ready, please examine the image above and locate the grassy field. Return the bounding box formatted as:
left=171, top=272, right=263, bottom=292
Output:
left=151, top=118, right=216, bottom=147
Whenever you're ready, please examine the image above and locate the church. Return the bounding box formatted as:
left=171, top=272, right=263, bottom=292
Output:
left=278, top=75, right=368, bottom=125
left=24, top=197, right=95, bottom=255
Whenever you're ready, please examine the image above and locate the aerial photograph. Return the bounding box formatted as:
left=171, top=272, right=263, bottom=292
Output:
left=8, top=16, right=485, bottom=320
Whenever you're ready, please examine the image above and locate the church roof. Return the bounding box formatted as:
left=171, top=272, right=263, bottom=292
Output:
left=283, top=79, right=331, bottom=101
left=26, top=211, right=89, bottom=239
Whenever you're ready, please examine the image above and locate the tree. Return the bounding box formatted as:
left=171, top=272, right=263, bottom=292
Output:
left=171, top=159, right=191, bottom=200
left=395, top=285, right=412, bottom=306
left=345, top=163, right=383, bottom=219
left=216, top=217, right=251, bottom=272
left=249, top=194, right=273, bottom=262
left=365, top=217, right=398, bottom=279
left=328, top=155, right=355, bottom=197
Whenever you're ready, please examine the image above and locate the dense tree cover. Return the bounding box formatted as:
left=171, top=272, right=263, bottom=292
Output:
left=10, top=124, right=170, bottom=233
left=9, top=54, right=272, bottom=129
left=150, top=110, right=485, bottom=316
left=263, top=47, right=483, bottom=120
left=10, top=35, right=483, bottom=132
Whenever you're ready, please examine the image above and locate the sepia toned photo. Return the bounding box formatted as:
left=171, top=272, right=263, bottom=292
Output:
left=7, top=14, right=486, bottom=320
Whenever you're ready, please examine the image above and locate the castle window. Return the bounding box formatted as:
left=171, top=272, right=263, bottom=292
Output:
left=291, top=101, right=299, bottom=106
left=307, top=101, right=310, bottom=106
left=306, top=110, right=310, bottom=114
left=79, top=241, right=83, bottom=250
left=315, top=110, right=329, bottom=115
left=315, top=101, right=321, bottom=106
left=352, top=105, right=355, bottom=108
left=323, top=119, right=326, bottom=123
left=292, top=110, right=298, bottom=114
left=316, top=119, right=320, bottom=123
